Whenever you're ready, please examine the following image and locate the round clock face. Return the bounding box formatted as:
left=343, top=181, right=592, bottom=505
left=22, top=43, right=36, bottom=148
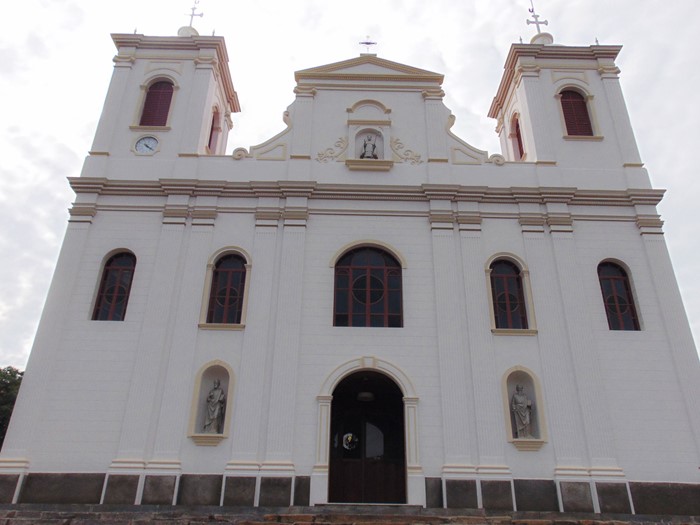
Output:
left=135, top=136, right=159, bottom=154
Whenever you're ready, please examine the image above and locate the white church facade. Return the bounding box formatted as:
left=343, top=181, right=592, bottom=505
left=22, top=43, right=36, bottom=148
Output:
left=1, top=25, right=699, bottom=514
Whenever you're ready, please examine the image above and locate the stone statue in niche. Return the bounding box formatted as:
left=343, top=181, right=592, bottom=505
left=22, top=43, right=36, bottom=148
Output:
left=359, top=134, right=378, bottom=159
left=510, top=384, right=533, bottom=438
left=203, top=379, right=226, bottom=434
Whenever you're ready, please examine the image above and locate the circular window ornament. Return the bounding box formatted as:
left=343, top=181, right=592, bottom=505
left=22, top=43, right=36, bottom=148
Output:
left=352, top=275, right=385, bottom=304
left=215, top=288, right=239, bottom=307
left=496, top=292, right=519, bottom=312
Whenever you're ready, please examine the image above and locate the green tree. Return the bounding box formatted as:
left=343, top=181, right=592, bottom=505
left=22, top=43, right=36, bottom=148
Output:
left=0, top=367, right=23, bottom=448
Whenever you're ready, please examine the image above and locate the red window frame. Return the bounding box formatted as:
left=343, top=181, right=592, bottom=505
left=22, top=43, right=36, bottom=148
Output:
left=334, top=247, right=402, bottom=328
left=92, top=252, right=136, bottom=321
left=597, top=262, right=640, bottom=330
left=560, top=90, right=593, bottom=136
left=490, top=260, right=528, bottom=329
left=207, top=109, right=220, bottom=152
left=513, top=117, right=525, bottom=160
left=139, top=81, right=174, bottom=126
left=207, top=254, right=247, bottom=324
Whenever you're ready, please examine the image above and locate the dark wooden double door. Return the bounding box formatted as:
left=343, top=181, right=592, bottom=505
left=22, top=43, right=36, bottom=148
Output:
left=329, top=371, right=406, bottom=503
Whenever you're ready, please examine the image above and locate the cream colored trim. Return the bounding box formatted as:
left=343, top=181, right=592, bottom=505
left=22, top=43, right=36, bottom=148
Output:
left=329, top=240, right=408, bottom=268
left=90, top=249, right=137, bottom=321
left=491, top=328, right=538, bottom=336
left=347, top=99, right=391, bottom=114
left=0, top=458, right=29, bottom=472
left=554, top=83, right=602, bottom=138
left=345, top=159, right=394, bottom=171
left=511, top=439, right=546, bottom=451
left=347, top=119, right=392, bottom=126
left=563, top=135, right=604, bottom=141
left=129, top=125, right=172, bottom=132
left=188, top=360, right=235, bottom=445
left=295, top=55, right=443, bottom=83
left=197, top=323, right=245, bottom=331
left=484, top=253, right=537, bottom=332
left=198, top=247, right=252, bottom=326
left=69, top=178, right=666, bottom=208
left=133, top=74, right=179, bottom=129
left=488, top=44, right=622, bottom=118
left=315, top=356, right=419, bottom=470
left=596, top=257, right=643, bottom=330
left=316, top=138, right=348, bottom=163
left=501, top=365, right=548, bottom=450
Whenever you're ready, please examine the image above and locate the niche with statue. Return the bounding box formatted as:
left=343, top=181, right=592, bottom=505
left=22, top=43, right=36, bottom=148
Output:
left=503, top=367, right=546, bottom=450
left=356, top=129, right=384, bottom=160
left=189, top=361, right=233, bottom=446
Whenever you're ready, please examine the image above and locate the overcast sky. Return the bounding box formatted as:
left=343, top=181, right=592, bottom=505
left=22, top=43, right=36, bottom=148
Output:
left=1, top=0, right=698, bottom=368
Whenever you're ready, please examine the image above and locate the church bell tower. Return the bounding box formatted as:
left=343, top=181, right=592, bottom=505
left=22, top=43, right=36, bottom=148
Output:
left=88, top=26, right=240, bottom=166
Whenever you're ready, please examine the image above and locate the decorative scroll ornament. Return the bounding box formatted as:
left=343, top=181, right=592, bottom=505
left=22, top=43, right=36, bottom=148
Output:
left=390, top=138, right=423, bottom=165
left=232, top=147, right=250, bottom=160
left=316, top=137, right=348, bottom=163
left=488, top=153, right=506, bottom=166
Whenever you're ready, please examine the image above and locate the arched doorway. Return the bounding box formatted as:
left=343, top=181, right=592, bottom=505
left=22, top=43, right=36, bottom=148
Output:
left=328, top=371, right=406, bottom=503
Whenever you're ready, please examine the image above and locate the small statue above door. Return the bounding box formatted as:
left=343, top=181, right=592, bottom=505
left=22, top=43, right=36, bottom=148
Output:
left=359, top=134, right=379, bottom=159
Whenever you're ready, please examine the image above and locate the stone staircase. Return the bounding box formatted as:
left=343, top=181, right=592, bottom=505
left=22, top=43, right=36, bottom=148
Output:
left=0, top=506, right=698, bottom=525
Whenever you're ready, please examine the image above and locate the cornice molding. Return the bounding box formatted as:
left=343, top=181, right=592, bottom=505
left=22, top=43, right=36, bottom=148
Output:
left=68, top=177, right=665, bottom=208
left=488, top=44, right=622, bottom=119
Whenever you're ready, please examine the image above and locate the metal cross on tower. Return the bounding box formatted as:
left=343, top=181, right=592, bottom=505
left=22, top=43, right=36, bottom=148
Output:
left=359, top=35, right=377, bottom=54
left=187, top=0, right=204, bottom=27
left=526, top=0, right=548, bottom=34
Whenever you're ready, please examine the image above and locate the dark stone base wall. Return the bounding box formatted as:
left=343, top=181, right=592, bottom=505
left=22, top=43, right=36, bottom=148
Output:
left=431, top=478, right=700, bottom=516
left=0, top=474, right=698, bottom=516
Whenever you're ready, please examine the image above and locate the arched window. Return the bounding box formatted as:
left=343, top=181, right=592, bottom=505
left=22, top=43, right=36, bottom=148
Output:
left=597, top=262, right=640, bottom=330
left=560, top=90, right=593, bottom=136
left=92, top=252, right=136, bottom=321
left=207, top=109, right=221, bottom=153
left=489, top=260, right=528, bottom=329
left=207, top=254, right=247, bottom=324
left=139, top=81, right=174, bottom=126
left=334, top=247, right=402, bottom=327
left=512, top=115, right=525, bottom=160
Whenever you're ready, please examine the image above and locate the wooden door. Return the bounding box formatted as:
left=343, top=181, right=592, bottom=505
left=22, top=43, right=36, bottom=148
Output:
left=329, top=371, right=406, bottom=503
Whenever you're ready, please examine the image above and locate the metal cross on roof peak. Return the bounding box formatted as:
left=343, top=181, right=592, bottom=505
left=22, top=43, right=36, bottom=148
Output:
left=526, top=0, right=548, bottom=34
left=187, top=0, right=204, bottom=27
left=359, top=35, right=377, bottom=54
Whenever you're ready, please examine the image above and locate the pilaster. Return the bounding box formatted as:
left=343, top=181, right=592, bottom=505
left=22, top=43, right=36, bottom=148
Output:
left=548, top=224, right=622, bottom=474
left=263, top=196, right=309, bottom=471
left=458, top=223, right=507, bottom=470
left=226, top=203, right=279, bottom=471
left=519, top=205, right=587, bottom=470
left=428, top=198, right=477, bottom=474
left=149, top=216, right=215, bottom=461
left=111, top=221, right=187, bottom=466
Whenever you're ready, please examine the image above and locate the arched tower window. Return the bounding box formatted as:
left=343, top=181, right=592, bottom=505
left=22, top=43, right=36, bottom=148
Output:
left=207, top=108, right=221, bottom=153
left=139, top=81, right=174, bottom=126
left=597, top=262, right=640, bottom=330
left=207, top=254, right=247, bottom=324
left=560, top=90, right=593, bottom=136
left=92, top=252, right=136, bottom=321
left=511, top=115, right=525, bottom=160
left=489, top=259, right=528, bottom=329
left=334, top=247, right=402, bottom=327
